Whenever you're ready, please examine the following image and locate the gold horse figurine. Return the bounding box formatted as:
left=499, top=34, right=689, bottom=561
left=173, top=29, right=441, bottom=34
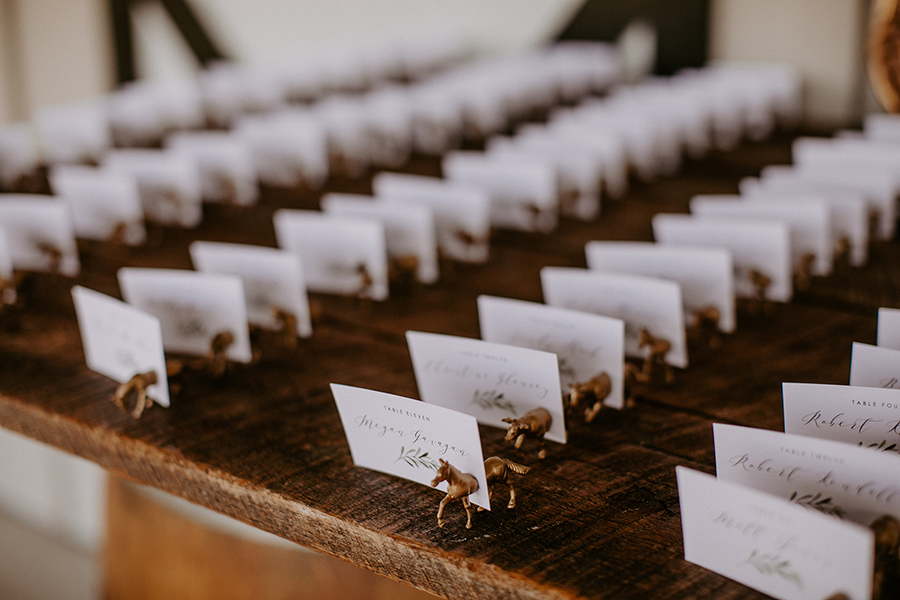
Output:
left=637, top=328, right=674, bottom=384
left=430, top=459, right=479, bottom=529
left=112, top=371, right=158, bottom=419
left=502, top=407, right=553, bottom=459
left=568, top=372, right=612, bottom=423
left=480, top=457, right=530, bottom=510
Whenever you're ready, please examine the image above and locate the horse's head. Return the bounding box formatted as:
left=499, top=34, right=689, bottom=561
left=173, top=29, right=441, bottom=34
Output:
left=502, top=417, right=529, bottom=442
left=637, top=328, right=652, bottom=349
left=430, top=459, right=450, bottom=487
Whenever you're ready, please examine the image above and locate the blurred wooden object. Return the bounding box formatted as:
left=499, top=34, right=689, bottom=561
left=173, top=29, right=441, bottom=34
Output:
left=869, top=0, right=900, bottom=111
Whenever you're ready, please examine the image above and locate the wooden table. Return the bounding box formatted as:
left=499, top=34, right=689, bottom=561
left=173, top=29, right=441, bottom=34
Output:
left=0, top=132, right=893, bottom=600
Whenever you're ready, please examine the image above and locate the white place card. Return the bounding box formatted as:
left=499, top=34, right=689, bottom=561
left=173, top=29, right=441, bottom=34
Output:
left=406, top=331, right=566, bottom=443
left=102, top=150, right=203, bottom=228
left=273, top=209, right=389, bottom=301
left=541, top=267, right=688, bottom=368
left=477, top=295, right=625, bottom=409
left=0, top=227, right=14, bottom=304
left=714, top=423, right=900, bottom=525
left=371, top=172, right=491, bottom=264
left=165, top=131, right=259, bottom=206
left=321, top=193, right=438, bottom=284
left=49, top=165, right=146, bottom=246
left=783, top=382, right=900, bottom=451
left=652, top=213, right=792, bottom=302
left=850, top=342, right=900, bottom=390
left=72, top=286, right=169, bottom=407
left=690, top=195, right=833, bottom=276
left=442, top=151, right=558, bottom=233
left=878, top=307, right=900, bottom=351
left=117, top=268, right=253, bottom=363
left=585, top=241, right=735, bottom=333
left=0, top=195, right=80, bottom=276
left=331, top=384, right=490, bottom=509
left=234, top=111, right=329, bottom=189
left=189, top=241, right=312, bottom=338
left=677, top=466, right=874, bottom=600
left=35, top=101, right=111, bottom=165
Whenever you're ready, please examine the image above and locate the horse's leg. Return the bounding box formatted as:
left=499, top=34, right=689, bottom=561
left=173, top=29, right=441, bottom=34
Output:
left=538, top=439, right=547, bottom=460
left=507, top=482, right=516, bottom=509
left=436, top=495, right=451, bottom=528
left=585, top=401, right=602, bottom=423
left=462, top=497, right=474, bottom=529
left=514, top=433, right=526, bottom=449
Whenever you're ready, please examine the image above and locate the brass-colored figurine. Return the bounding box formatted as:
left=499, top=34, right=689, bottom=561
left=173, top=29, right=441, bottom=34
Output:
left=793, top=253, right=816, bottom=291
left=568, top=372, right=612, bottom=422
left=388, top=255, right=419, bottom=292
left=502, top=407, right=553, bottom=459
left=623, top=362, right=641, bottom=408
left=690, top=306, right=722, bottom=349
left=748, top=269, right=772, bottom=314
left=480, top=456, right=530, bottom=510
left=206, top=331, right=234, bottom=377
left=112, top=370, right=158, bottom=418
left=637, top=328, right=674, bottom=384
left=834, top=236, right=851, bottom=268
left=356, top=263, right=373, bottom=300
left=272, top=306, right=298, bottom=351
left=430, top=458, right=479, bottom=529
left=36, top=242, right=63, bottom=274
left=871, top=515, right=900, bottom=600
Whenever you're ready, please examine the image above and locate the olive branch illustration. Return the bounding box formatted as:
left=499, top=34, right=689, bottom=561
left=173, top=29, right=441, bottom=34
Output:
left=394, top=446, right=439, bottom=471
left=742, top=550, right=803, bottom=590
left=857, top=440, right=900, bottom=454
left=788, top=491, right=845, bottom=518
left=470, top=389, right=516, bottom=414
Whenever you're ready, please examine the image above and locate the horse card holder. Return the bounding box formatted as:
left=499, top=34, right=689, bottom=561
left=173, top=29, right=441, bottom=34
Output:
left=72, top=286, right=170, bottom=409
left=406, top=331, right=566, bottom=444
left=849, top=342, right=900, bottom=390
left=0, top=195, right=80, bottom=276
left=0, top=227, right=15, bottom=304
left=677, top=467, right=874, bottom=600
left=117, top=267, right=253, bottom=363
left=330, top=383, right=490, bottom=510
left=878, top=307, right=900, bottom=351
left=165, top=131, right=259, bottom=207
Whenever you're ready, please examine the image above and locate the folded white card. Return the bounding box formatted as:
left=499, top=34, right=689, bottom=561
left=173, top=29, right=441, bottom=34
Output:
left=878, top=308, right=900, bottom=351
left=372, top=172, right=490, bottom=264
left=677, top=466, right=873, bottom=600
left=165, top=131, right=259, bottom=206
left=103, top=149, right=203, bottom=228
left=783, top=382, right=900, bottom=451
left=690, top=195, right=833, bottom=276
left=652, top=213, right=792, bottom=302
left=714, top=423, right=900, bottom=524
left=331, top=384, right=490, bottom=509
left=442, top=151, right=558, bottom=233
left=189, top=241, right=312, bottom=338
left=0, top=195, right=80, bottom=276
left=118, top=268, right=253, bottom=363
left=234, top=111, right=329, bottom=189
left=273, top=209, right=389, bottom=301
left=585, top=241, right=735, bottom=333
left=541, top=267, right=688, bottom=368
left=0, top=227, right=14, bottom=304
left=35, top=101, right=111, bottom=165
left=477, top=295, right=625, bottom=408
left=72, top=286, right=169, bottom=407
left=850, top=342, right=900, bottom=390
left=49, top=165, right=146, bottom=246
left=321, top=193, right=439, bottom=284
left=406, top=331, right=566, bottom=443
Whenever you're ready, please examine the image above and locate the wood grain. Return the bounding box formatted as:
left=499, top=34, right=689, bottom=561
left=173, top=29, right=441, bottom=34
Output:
left=0, top=132, right=894, bottom=599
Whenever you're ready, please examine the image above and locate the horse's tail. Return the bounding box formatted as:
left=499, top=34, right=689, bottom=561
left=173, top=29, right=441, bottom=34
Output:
left=502, top=459, right=530, bottom=475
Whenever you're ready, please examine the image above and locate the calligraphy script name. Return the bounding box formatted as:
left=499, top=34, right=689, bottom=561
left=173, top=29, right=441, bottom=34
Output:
left=354, top=414, right=468, bottom=458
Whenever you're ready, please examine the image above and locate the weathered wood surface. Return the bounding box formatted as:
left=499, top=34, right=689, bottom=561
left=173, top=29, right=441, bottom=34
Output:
left=0, top=132, right=893, bottom=599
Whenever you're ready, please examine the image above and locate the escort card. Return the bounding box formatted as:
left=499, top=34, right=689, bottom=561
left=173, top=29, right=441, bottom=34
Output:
left=165, top=131, right=259, bottom=206
left=234, top=111, right=329, bottom=189
left=117, top=268, right=253, bottom=363
left=406, top=331, right=566, bottom=443
left=0, top=227, right=14, bottom=304
left=72, top=286, right=169, bottom=407
left=321, top=193, right=439, bottom=284
left=103, top=149, right=203, bottom=228
left=585, top=241, right=736, bottom=333
left=850, top=342, right=900, bottom=389
left=677, top=466, right=874, bottom=600
left=273, top=209, right=389, bottom=301
left=878, top=307, right=900, bottom=351
left=371, top=172, right=491, bottom=264
left=442, top=151, right=558, bottom=233
left=0, top=195, right=80, bottom=276
left=714, top=423, right=900, bottom=524
left=331, top=384, right=490, bottom=509
left=49, top=165, right=146, bottom=246
left=652, top=213, right=792, bottom=302
left=689, top=195, right=833, bottom=276
left=189, top=241, right=312, bottom=338
left=783, top=382, right=900, bottom=451
left=541, top=267, right=688, bottom=368
left=477, top=295, right=625, bottom=409
left=35, top=101, right=111, bottom=165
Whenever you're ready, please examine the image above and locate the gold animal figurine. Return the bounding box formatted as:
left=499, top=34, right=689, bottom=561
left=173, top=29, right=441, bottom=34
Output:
left=747, top=269, right=772, bottom=314
left=112, top=370, right=158, bottom=418
left=430, top=459, right=479, bottom=529
left=388, top=254, right=419, bottom=293
left=480, top=456, right=530, bottom=510
left=272, top=306, right=298, bottom=351
left=793, top=253, right=816, bottom=291
left=206, top=331, right=234, bottom=377
left=502, top=407, right=553, bottom=459
left=568, top=372, right=612, bottom=422
left=871, top=515, right=900, bottom=600
left=623, top=362, right=640, bottom=408
left=637, top=328, right=674, bottom=384
left=691, top=306, right=722, bottom=349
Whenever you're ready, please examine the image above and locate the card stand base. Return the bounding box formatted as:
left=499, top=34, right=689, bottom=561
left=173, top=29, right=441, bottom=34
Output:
left=502, top=407, right=553, bottom=460
left=112, top=370, right=159, bottom=419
